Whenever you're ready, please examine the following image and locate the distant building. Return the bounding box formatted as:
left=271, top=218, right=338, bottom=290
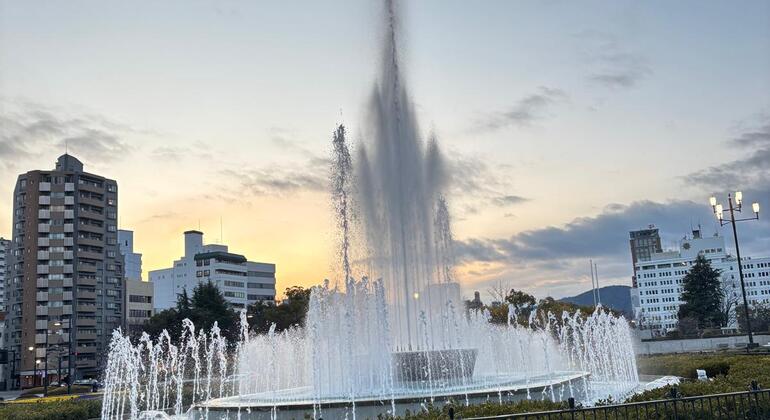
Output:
left=149, top=230, right=276, bottom=311
left=0, top=237, right=9, bottom=312
left=632, top=229, right=770, bottom=334
left=124, top=279, right=153, bottom=335
left=7, top=154, right=124, bottom=385
left=118, top=229, right=152, bottom=334
left=629, top=227, right=663, bottom=288
left=118, top=230, right=142, bottom=281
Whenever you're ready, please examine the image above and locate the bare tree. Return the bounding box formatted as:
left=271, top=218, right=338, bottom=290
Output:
left=487, top=279, right=511, bottom=303
left=720, top=280, right=739, bottom=327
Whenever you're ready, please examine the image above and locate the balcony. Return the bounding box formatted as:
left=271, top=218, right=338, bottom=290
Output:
left=38, top=209, right=50, bottom=220
left=79, top=209, right=104, bottom=221
left=76, top=359, right=97, bottom=369
left=77, top=263, right=97, bottom=273
left=36, top=306, right=48, bottom=316
left=63, top=291, right=73, bottom=300
left=78, top=237, right=103, bottom=247
left=37, top=265, right=49, bottom=274
left=64, top=183, right=75, bottom=192
left=77, top=251, right=103, bottom=260
left=76, top=304, right=96, bottom=313
left=76, top=332, right=97, bottom=341
left=63, top=305, right=72, bottom=315
left=78, top=291, right=96, bottom=300
left=64, top=223, right=74, bottom=233
left=79, top=196, right=103, bottom=207
left=36, top=291, right=49, bottom=301
left=63, top=250, right=73, bottom=259
left=78, top=223, right=103, bottom=234
left=38, top=196, right=51, bottom=205
left=39, top=182, right=51, bottom=192
left=77, top=277, right=97, bottom=287
left=63, top=264, right=74, bottom=274
left=76, top=345, right=97, bottom=354
left=35, top=320, right=48, bottom=330
left=37, top=237, right=50, bottom=247
left=37, top=250, right=49, bottom=260
left=38, top=223, right=51, bottom=233
left=64, top=196, right=74, bottom=205
left=64, top=237, right=73, bottom=246
left=78, top=318, right=96, bottom=327
left=36, top=278, right=48, bottom=288
left=35, top=333, right=46, bottom=344
left=64, top=209, right=74, bottom=219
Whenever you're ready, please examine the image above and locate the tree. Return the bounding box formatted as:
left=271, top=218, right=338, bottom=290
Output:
left=678, top=255, right=724, bottom=330
left=719, top=280, right=739, bottom=327
left=247, top=286, right=311, bottom=334
left=143, top=280, right=240, bottom=342
left=737, top=303, right=770, bottom=333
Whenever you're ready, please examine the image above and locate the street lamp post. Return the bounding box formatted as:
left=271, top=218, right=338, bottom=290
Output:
left=27, top=346, right=35, bottom=388
left=711, top=192, right=761, bottom=349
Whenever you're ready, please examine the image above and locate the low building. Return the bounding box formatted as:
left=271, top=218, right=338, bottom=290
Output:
left=632, top=229, right=770, bottom=334
left=124, top=279, right=153, bottom=335
left=150, top=230, right=276, bottom=311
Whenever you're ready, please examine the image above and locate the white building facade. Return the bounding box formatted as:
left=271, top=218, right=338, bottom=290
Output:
left=150, top=230, right=276, bottom=311
left=633, top=230, right=770, bottom=334
left=118, top=229, right=142, bottom=282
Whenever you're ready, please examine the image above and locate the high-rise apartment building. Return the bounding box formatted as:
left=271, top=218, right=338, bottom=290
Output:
left=0, top=238, right=9, bottom=312
left=150, top=230, right=276, bottom=311
left=7, top=154, right=124, bottom=385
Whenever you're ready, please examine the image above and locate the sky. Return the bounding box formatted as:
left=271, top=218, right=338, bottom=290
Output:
left=1, top=0, right=769, bottom=301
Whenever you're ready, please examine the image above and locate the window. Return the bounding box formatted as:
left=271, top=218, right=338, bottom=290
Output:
left=129, top=295, right=152, bottom=303
left=224, top=280, right=244, bottom=288
left=224, top=291, right=246, bottom=298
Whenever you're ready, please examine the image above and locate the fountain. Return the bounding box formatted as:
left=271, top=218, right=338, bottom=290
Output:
left=100, top=1, right=640, bottom=419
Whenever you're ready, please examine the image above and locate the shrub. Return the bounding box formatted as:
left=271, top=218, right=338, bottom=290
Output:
left=0, top=398, right=101, bottom=420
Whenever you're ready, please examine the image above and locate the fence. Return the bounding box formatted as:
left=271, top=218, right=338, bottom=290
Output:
left=462, top=382, right=770, bottom=420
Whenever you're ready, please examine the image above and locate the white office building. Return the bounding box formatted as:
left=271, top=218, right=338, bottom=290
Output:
left=633, top=229, right=770, bottom=334
left=150, top=230, right=276, bottom=311
left=118, top=229, right=142, bottom=281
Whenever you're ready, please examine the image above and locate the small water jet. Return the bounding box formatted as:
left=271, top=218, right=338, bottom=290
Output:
left=101, top=1, right=641, bottom=419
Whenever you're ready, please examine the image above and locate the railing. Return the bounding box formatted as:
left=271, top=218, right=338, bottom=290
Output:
left=461, top=383, right=770, bottom=420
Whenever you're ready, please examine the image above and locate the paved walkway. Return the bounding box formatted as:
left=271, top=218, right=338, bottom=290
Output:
left=0, top=390, right=22, bottom=401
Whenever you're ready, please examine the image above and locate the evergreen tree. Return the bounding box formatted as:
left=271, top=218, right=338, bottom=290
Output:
left=678, top=255, right=724, bottom=330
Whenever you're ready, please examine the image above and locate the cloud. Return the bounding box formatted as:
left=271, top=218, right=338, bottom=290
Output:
left=219, top=155, right=329, bottom=197
left=476, top=86, right=567, bottom=131
left=576, top=31, right=651, bottom=90
left=684, top=116, right=770, bottom=191
left=453, top=196, right=770, bottom=299
left=0, top=100, right=134, bottom=168
left=492, top=195, right=528, bottom=206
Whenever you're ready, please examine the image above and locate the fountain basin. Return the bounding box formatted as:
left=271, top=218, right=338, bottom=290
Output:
left=192, top=371, right=590, bottom=419
left=392, top=348, right=478, bottom=382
